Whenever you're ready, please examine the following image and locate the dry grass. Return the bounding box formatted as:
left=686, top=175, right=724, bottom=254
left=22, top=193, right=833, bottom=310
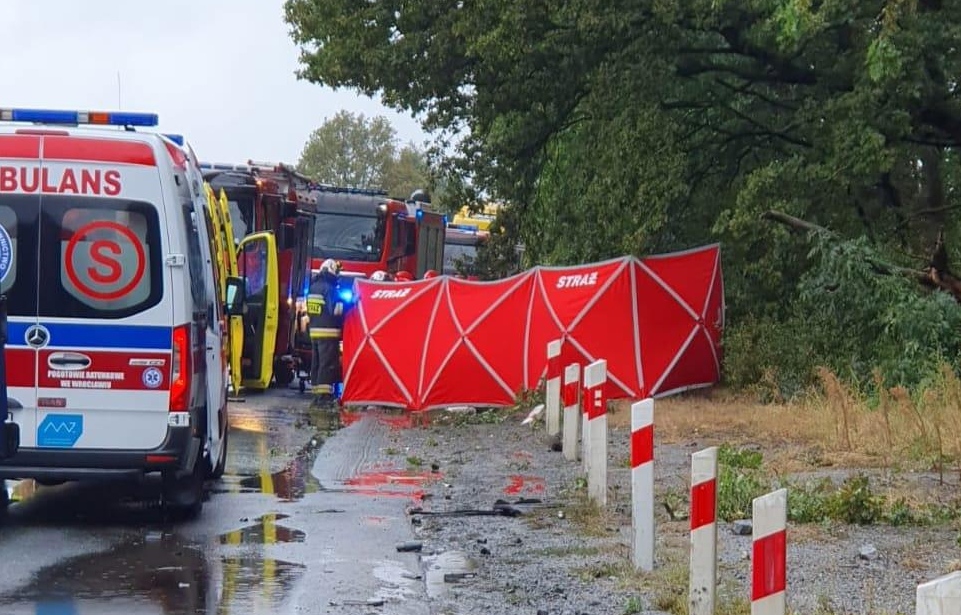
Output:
left=608, top=366, right=961, bottom=475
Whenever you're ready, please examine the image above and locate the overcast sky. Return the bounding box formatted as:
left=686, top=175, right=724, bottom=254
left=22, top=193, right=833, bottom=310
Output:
left=0, top=0, right=429, bottom=164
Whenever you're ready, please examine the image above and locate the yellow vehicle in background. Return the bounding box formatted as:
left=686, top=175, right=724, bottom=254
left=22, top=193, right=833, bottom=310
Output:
left=451, top=202, right=501, bottom=231
left=445, top=202, right=502, bottom=277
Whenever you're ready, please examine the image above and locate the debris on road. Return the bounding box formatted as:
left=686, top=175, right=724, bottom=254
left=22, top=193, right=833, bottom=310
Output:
left=395, top=540, right=423, bottom=552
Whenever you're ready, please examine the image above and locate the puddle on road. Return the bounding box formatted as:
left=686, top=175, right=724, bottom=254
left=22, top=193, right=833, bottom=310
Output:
left=0, top=532, right=305, bottom=615
left=422, top=550, right=478, bottom=598
left=219, top=554, right=305, bottom=613
left=216, top=450, right=322, bottom=502
left=219, top=513, right=306, bottom=545
left=372, top=559, right=422, bottom=602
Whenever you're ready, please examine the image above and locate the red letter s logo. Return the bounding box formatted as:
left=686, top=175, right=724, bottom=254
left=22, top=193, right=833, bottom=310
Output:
left=88, top=240, right=122, bottom=284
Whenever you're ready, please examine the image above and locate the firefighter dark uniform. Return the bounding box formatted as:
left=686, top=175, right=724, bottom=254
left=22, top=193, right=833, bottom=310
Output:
left=307, top=261, right=345, bottom=402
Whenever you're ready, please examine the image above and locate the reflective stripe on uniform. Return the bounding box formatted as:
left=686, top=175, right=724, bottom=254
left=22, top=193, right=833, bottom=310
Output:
left=309, top=327, right=341, bottom=339
left=312, top=384, right=332, bottom=394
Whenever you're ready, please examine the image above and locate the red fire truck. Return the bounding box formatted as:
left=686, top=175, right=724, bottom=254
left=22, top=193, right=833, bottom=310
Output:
left=292, top=186, right=446, bottom=377
left=200, top=161, right=317, bottom=389
left=306, top=186, right=446, bottom=279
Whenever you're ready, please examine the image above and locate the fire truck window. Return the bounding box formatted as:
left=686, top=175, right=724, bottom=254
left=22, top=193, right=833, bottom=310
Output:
left=390, top=218, right=416, bottom=258
left=405, top=223, right=416, bottom=255
left=227, top=200, right=249, bottom=244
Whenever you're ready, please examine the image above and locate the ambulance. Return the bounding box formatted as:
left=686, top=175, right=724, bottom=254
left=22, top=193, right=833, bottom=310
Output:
left=0, top=108, right=241, bottom=518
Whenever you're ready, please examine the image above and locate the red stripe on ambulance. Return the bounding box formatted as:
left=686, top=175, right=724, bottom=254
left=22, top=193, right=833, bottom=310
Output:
left=5, top=347, right=35, bottom=388
left=0, top=134, right=41, bottom=159
left=38, top=350, right=170, bottom=391
left=42, top=136, right=156, bottom=166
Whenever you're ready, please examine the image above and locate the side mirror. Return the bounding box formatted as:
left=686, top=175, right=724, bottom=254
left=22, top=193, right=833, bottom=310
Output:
left=224, top=276, right=245, bottom=316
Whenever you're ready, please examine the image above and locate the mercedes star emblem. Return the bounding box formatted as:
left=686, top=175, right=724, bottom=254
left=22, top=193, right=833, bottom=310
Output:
left=25, top=325, right=50, bottom=349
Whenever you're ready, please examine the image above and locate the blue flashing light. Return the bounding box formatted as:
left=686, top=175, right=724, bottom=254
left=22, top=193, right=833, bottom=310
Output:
left=164, top=134, right=185, bottom=146
left=415, top=208, right=424, bottom=222
left=448, top=224, right=479, bottom=233
left=0, top=108, right=159, bottom=127
left=338, top=287, right=355, bottom=304
left=301, top=275, right=311, bottom=299
left=443, top=215, right=449, bottom=225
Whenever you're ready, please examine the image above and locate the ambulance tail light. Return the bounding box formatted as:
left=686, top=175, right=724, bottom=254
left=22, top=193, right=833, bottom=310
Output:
left=170, top=324, right=191, bottom=413
left=0, top=108, right=159, bottom=127
left=163, top=140, right=188, bottom=170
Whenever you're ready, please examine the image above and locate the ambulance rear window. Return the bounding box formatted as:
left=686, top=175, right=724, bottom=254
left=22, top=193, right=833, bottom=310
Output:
left=39, top=198, right=163, bottom=319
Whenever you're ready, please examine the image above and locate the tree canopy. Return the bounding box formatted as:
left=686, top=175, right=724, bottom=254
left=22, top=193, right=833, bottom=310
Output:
left=296, top=110, right=430, bottom=200
left=285, top=0, right=961, bottom=396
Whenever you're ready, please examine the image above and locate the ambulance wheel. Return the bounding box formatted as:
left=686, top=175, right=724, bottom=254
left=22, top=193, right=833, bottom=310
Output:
left=162, top=453, right=206, bottom=520
left=210, top=427, right=229, bottom=480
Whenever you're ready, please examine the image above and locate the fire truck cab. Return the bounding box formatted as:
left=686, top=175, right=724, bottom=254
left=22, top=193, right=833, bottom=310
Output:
left=294, top=186, right=446, bottom=376
left=200, top=162, right=317, bottom=390
left=307, top=186, right=445, bottom=279
left=444, top=225, right=489, bottom=277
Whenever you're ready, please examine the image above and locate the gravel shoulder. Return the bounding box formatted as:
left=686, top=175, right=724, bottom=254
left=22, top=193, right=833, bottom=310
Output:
left=366, top=404, right=961, bottom=615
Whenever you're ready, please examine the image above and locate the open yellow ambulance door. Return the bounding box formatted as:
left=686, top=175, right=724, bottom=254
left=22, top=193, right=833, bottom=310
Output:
left=215, top=189, right=245, bottom=395
left=238, top=231, right=279, bottom=390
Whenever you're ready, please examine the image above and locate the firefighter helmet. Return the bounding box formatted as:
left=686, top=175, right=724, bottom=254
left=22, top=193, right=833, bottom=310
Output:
left=423, top=269, right=439, bottom=279
left=371, top=270, right=388, bottom=281
left=320, top=259, right=341, bottom=275
left=394, top=270, right=414, bottom=281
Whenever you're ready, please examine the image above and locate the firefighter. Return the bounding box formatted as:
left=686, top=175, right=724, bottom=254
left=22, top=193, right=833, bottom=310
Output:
left=371, top=270, right=390, bottom=282
left=307, top=258, right=345, bottom=405
left=394, top=270, right=414, bottom=282
left=423, top=269, right=439, bottom=279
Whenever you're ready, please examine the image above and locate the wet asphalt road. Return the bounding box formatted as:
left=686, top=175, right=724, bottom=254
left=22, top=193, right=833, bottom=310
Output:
left=0, top=389, right=431, bottom=615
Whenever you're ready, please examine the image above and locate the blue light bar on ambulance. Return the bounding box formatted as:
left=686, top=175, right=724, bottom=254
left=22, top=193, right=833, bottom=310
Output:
left=163, top=134, right=185, bottom=146
left=0, top=108, right=159, bottom=127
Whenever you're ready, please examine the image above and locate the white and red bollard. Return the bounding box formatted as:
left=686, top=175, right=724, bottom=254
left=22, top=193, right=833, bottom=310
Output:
left=751, top=488, right=788, bottom=615
left=917, top=571, right=961, bottom=615
left=689, top=446, right=718, bottom=615
left=581, top=379, right=590, bottom=474
left=584, top=359, right=607, bottom=505
left=562, top=363, right=581, bottom=462
left=631, top=398, right=655, bottom=571
left=545, top=340, right=562, bottom=437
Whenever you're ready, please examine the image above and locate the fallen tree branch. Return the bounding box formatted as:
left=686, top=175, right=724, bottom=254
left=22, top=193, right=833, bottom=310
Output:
left=761, top=210, right=823, bottom=234
left=761, top=210, right=961, bottom=303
